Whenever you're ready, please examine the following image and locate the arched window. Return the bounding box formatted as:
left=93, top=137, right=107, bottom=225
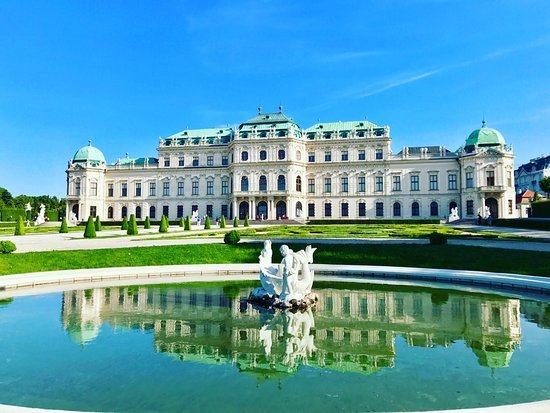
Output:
left=411, top=202, right=420, bottom=217
left=121, top=206, right=127, bottom=218
left=107, top=206, right=113, bottom=219
left=75, top=179, right=81, bottom=196
left=430, top=201, right=439, bottom=216
left=278, top=149, right=286, bottom=160
left=259, top=175, right=267, bottom=191
left=393, top=202, right=401, bottom=217
left=296, top=150, right=302, bottom=161
left=260, top=150, right=267, bottom=161
left=241, top=176, right=249, bottom=191
left=136, top=206, right=142, bottom=219
left=241, top=151, right=249, bottom=161
left=277, top=175, right=286, bottom=191
left=296, top=176, right=302, bottom=192
left=296, top=201, right=303, bottom=217
left=149, top=206, right=156, bottom=219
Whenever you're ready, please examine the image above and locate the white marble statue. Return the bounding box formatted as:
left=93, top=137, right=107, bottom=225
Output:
left=24, top=203, right=32, bottom=227
left=34, top=204, right=46, bottom=226
left=70, top=212, right=78, bottom=223
left=484, top=205, right=491, bottom=219
left=448, top=207, right=460, bottom=223
left=191, top=210, right=199, bottom=224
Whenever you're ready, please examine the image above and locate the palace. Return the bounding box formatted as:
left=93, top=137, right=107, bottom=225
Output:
left=66, top=108, right=517, bottom=222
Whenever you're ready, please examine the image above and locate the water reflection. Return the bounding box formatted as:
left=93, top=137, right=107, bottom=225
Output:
left=60, top=284, right=541, bottom=376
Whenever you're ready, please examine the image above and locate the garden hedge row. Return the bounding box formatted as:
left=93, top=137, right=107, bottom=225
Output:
left=307, top=219, right=441, bottom=225
left=493, top=218, right=550, bottom=231
left=532, top=200, right=550, bottom=218
left=0, top=208, right=26, bottom=222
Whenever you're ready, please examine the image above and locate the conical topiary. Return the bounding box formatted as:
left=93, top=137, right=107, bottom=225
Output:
left=244, top=215, right=250, bottom=227
left=159, top=215, right=168, bottom=233
left=220, top=216, right=226, bottom=228
left=59, top=216, right=68, bottom=233
left=95, top=216, right=102, bottom=231
left=233, top=217, right=239, bottom=228
left=127, top=214, right=138, bottom=235
left=179, top=217, right=184, bottom=227
left=121, top=216, right=129, bottom=230
left=144, top=216, right=151, bottom=229
left=84, top=216, right=96, bottom=238
left=14, top=216, right=25, bottom=236
left=204, top=215, right=211, bottom=230
left=184, top=215, right=191, bottom=231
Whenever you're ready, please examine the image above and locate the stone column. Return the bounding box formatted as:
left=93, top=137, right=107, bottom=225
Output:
left=250, top=198, right=255, bottom=219
left=232, top=199, right=237, bottom=220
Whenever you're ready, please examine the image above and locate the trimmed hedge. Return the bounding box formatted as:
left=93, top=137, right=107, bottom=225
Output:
left=84, top=216, right=96, bottom=238
left=493, top=218, right=550, bottom=231
left=429, top=232, right=448, bottom=245
left=532, top=200, right=550, bottom=218
left=233, top=217, right=239, bottom=228
left=308, top=219, right=441, bottom=225
left=1, top=208, right=26, bottom=222
left=0, top=240, right=16, bottom=254
left=184, top=216, right=191, bottom=231
left=159, top=215, right=168, bottom=233
left=244, top=215, right=250, bottom=227
left=220, top=216, right=226, bottom=228
left=204, top=215, right=211, bottom=230
left=127, top=214, right=138, bottom=235
left=224, top=230, right=240, bottom=245
left=144, top=216, right=151, bottom=229
left=121, top=216, right=129, bottom=230
left=59, top=217, right=69, bottom=233
left=95, top=216, right=102, bottom=231
left=14, top=216, right=25, bottom=236
left=179, top=217, right=185, bottom=227
left=45, top=211, right=59, bottom=222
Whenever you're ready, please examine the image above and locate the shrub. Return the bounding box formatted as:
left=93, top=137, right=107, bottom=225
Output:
left=244, top=215, right=250, bottom=227
left=14, top=216, right=25, bottom=236
left=159, top=215, right=168, bottom=233
left=204, top=215, right=211, bottom=230
left=220, top=216, right=226, bottom=228
left=144, top=216, right=151, bottom=229
left=0, top=240, right=16, bottom=254
left=84, top=216, right=97, bottom=238
left=429, top=232, right=447, bottom=245
left=179, top=217, right=184, bottom=227
left=127, top=214, right=138, bottom=235
left=59, top=216, right=68, bottom=233
left=184, top=216, right=191, bottom=231
left=121, top=216, right=129, bottom=230
left=224, top=230, right=241, bottom=245
left=532, top=200, right=550, bottom=218
left=233, top=217, right=239, bottom=228
left=95, top=216, right=102, bottom=231
left=1, top=208, right=26, bottom=222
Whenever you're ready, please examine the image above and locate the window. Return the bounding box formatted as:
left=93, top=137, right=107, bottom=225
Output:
left=222, top=156, right=228, bottom=166
left=222, top=180, right=229, bottom=195
left=296, top=176, right=302, bottom=192
left=108, top=183, right=113, bottom=197
left=164, top=158, right=170, bottom=167
left=341, top=202, right=349, bottom=217
left=430, top=201, right=439, bottom=216
left=448, top=174, right=457, bottom=190
left=177, top=205, right=184, bottom=218
left=375, top=176, right=383, bottom=192
left=412, top=202, right=420, bottom=217
left=429, top=174, right=438, bottom=190
left=90, top=182, right=98, bottom=196
left=192, top=181, right=199, bottom=195
left=149, top=182, right=156, bottom=197
left=221, top=205, right=228, bottom=218
left=163, top=181, right=170, bottom=196
left=206, top=204, right=213, bottom=217
left=241, top=176, right=249, bottom=192
left=410, top=175, right=419, bottom=191
left=308, top=152, right=315, bottom=162
left=149, top=206, right=156, bottom=219
left=207, top=156, right=213, bottom=167
left=508, top=199, right=513, bottom=214
left=178, top=157, right=184, bottom=167
left=341, top=177, right=348, bottom=193
left=376, top=202, right=384, bottom=217
left=358, top=150, right=365, bottom=161
left=135, top=182, right=141, bottom=197
left=121, top=206, right=127, bottom=218
left=466, top=200, right=474, bottom=215
left=486, top=170, right=495, bottom=186
left=90, top=206, right=97, bottom=218
left=324, top=151, right=332, bottom=162
left=241, top=151, right=248, bottom=161
left=192, top=156, right=199, bottom=167
left=162, top=205, right=169, bottom=218
left=177, top=181, right=184, bottom=196
left=277, top=175, right=286, bottom=191
left=107, top=206, right=113, bottom=219
left=466, top=172, right=473, bottom=188
left=393, top=202, right=401, bottom=217
left=207, top=180, right=214, bottom=195
left=308, top=178, right=315, bottom=193
left=392, top=176, right=401, bottom=191
left=358, top=176, right=365, bottom=192
left=324, top=177, right=332, bottom=193
left=260, top=150, right=267, bottom=161
left=296, top=150, right=302, bottom=161
left=507, top=171, right=512, bottom=187
left=376, top=149, right=383, bottom=160
left=341, top=150, right=348, bottom=161
left=308, top=203, right=315, bottom=217
left=121, top=183, right=128, bottom=197
left=324, top=203, right=332, bottom=217
left=358, top=202, right=366, bottom=217
left=75, top=179, right=81, bottom=196
left=278, top=149, right=285, bottom=160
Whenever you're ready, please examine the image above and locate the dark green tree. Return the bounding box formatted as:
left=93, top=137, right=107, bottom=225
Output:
left=59, top=216, right=68, bottom=233
left=220, top=216, right=226, bottom=228
left=539, top=176, right=550, bottom=198
left=184, top=215, right=191, bottom=231
left=204, top=215, right=211, bottom=230
left=14, top=215, right=25, bottom=236
left=159, top=215, right=168, bottom=233
left=233, top=217, right=239, bottom=227
left=244, top=215, right=250, bottom=227
left=84, top=216, right=96, bottom=238
left=121, top=216, right=129, bottom=230
left=95, top=216, right=102, bottom=231
left=179, top=217, right=185, bottom=227
left=144, top=216, right=151, bottom=229
left=127, top=214, right=138, bottom=235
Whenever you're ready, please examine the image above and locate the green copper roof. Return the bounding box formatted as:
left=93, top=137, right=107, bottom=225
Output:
left=116, top=156, right=158, bottom=166
left=239, top=111, right=300, bottom=134
left=465, top=122, right=506, bottom=148
left=73, top=141, right=106, bottom=165
left=240, top=111, right=298, bottom=126
left=164, top=127, right=234, bottom=146
left=305, top=120, right=380, bottom=133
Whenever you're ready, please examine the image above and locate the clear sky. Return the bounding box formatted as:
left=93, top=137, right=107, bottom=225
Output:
left=1, top=0, right=549, bottom=197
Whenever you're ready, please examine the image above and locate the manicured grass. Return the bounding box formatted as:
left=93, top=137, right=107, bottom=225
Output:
left=0, top=243, right=548, bottom=277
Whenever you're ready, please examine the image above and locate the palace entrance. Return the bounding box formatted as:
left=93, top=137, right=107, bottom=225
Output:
left=256, top=201, right=268, bottom=220
left=485, top=198, right=498, bottom=219
left=239, top=201, right=249, bottom=220
left=276, top=201, right=287, bottom=219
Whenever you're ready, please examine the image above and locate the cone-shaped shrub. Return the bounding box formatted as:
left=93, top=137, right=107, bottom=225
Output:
left=220, top=216, right=226, bottom=228
left=84, top=216, right=96, bottom=238
left=244, top=215, right=250, bottom=227
left=127, top=214, right=138, bottom=235
left=233, top=217, right=239, bottom=228
left=204, top=215, right=211, bottom=230
left=144, top=216, right=151, bottom=229
left=159, top=215, right=168, bottom=233
left=95, top=216, right=102, bottom=231
left=184, top=216, right=191, bottom=231
left=179, top=217, right=184, bottom=227
left=59, top=217, right=68, bottom=233
left=121, top=216, right=129, bottom=230
left=14, top=216, right=25, bottom=236
left=224, top=230, right=240, bottom=245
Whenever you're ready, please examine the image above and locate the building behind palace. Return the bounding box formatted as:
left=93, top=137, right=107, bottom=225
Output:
left=66, top=108, right=517, bottom=222
left=515, top=155, right=550, bottom=194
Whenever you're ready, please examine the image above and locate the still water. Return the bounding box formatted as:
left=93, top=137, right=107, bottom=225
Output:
left=0, top=282, right=549, bottom=412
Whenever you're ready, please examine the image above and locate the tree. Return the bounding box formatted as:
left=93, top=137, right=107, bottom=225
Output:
left=224, top=230, right=240, bottom=245
left=127, top=214, right=138, bottom=235
left=539, top=176, right=550, bottom=198
left=144, top=216, right=151, bottom=229
left=84, top=216, right=96, bottom=238
left=184, top=215, right=191, bottom=230
left=95, top=216, right=102, bottom=231
left=159, top=215, right=168, bottom=233
left=233, top=217, right=239, bottom=227
left=14, top=216, right=25, bottom=236
left=533, top=191, right=541, bottom=201
left=220, top=216, right=226, bottom=228
left=179, top=217, right=185, bottom=227
left=59, top=216, right=68, bottom=233
left=204, top=215, right=211, bottom=230
left=121, top=216, right=129, bottom=230
left=244, top=215, right=250, bottom=227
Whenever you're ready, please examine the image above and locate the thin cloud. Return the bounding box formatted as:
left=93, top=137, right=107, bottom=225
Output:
left=357, top=70, right=440, bottom=98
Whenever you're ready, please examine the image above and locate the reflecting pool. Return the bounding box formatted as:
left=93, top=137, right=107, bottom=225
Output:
left=0, top=282, right=549, bottom=412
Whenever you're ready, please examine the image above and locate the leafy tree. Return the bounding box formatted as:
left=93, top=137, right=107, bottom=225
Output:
left=244, top=215, right=250, bottom=227
left=204, top=215, right=211, bottom=230
left=233, top=217, right=239, bottom=227
left=121, top=216, right=129, bottom=230
left=59, top=217, right=69, bottom=233
left=159, top=215, right=168, bottom=233
left=539, top=176, right=550, bottom=198
left=220, top=216, right=226, bottom=228
left=0, top=187, right=14, bottom=208
left=144, top=216, right=151, bottom=229
left=533, top=191, right=541, bottom=201
left=84, top=216, right=96, bottom=238
left=95, top=216, right=102, bottom=231
left=14, top=216, right=25, bottom=236
left=127, top=214, right=138, bottom=235
left=184, top=215, right=191, bottom=231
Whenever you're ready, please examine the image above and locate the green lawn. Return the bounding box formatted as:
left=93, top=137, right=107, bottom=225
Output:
left=1, top=243, right=548, bottom=277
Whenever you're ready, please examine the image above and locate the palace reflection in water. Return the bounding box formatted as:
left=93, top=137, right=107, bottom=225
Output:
left=61, top=284, right=529, bottom=377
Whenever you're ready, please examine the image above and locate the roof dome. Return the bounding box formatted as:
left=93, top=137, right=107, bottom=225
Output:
left=465, top=121, right=506, bottom=149
left=73, top=140, right=106, bottom=165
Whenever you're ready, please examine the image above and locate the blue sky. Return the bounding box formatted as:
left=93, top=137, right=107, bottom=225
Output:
left=1, top=0, right=549, bottom=196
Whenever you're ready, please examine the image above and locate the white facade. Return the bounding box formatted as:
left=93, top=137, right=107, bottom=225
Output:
left=515, top=155, right=550, bottom=194
left=66, top=110, right=517, bottom=222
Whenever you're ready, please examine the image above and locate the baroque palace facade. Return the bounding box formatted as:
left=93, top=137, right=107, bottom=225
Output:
left=66, top=108, right=517, bottom=222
